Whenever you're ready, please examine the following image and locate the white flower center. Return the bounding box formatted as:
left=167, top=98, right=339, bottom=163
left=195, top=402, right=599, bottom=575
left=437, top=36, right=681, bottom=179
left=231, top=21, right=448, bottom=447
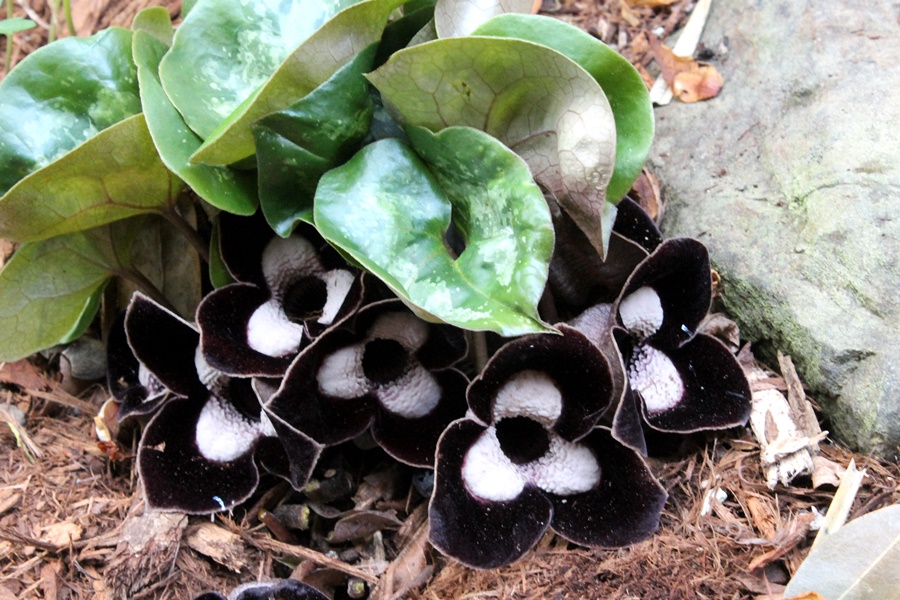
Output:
left=261, top=236, right=321, bottom=298
left=461, top=423, right=601, bottom=502
left=247, top=299, right=305, bottom=357
left=374, top=365, right=441, bottom=419
left=628, top=344, right=684, bottom=413
left=195, top=396, right=261, bottom=462
left=492, top=370, right=563, bottom=427
left=619, top=286, right=664, bottom=339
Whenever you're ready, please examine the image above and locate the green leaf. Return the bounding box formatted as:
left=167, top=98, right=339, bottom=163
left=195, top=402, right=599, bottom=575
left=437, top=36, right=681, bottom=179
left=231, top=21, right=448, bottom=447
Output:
left=0, top=27, right=142, bottom=196
left=0, top=219, right=145, bottom=361
left=473, top=14, right=653, bottom=202
left=0, top=114, right=182, bottom=242
left=189, top=0, right=408, bottom=166
left=368, top=36, right=618, bottom=258
left=0, top=17, right=36, bottom=36
left=159, top=0, right=361, bottom=141
left=253, top=44, right=377, bottom=236
left=57, top=286, right=106, bottom=345
left=132, top=10, right=257, bottom=215
left=783, top=505, right=900, bottom=600
left=375, top=2, right=435, bottom=65
left=315, top=128, right=554, bottom=336
left=433, top=0, right=533, bottom=38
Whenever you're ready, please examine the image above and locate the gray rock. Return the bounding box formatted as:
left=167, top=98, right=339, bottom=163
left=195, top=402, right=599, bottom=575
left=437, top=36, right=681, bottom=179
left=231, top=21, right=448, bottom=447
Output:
left=649, top=1, right=900, bottom=458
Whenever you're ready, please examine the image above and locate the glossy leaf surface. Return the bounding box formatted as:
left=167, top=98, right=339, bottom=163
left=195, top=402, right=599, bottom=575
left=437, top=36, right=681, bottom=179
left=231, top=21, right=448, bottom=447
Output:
left=253, top=45, right=377, bottom=235
left=434, top=0, right=533, bottom=38
left=0, top=219, right=146, bottom=361
left=368, top=36, right=617, bottom=258
left=315, top=127, right=554, bottom=336
left=132, top=9, right=257, bottom=215
left=473, top=14, right=653, bottom=202
left=161, top=0, right=403, bottom=165
left=0, top=114, right=181, bottom=242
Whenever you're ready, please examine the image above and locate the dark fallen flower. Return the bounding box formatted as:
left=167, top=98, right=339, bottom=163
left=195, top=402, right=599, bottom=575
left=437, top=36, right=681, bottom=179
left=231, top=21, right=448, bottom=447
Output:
left=602, top=238, right=752, bottom=454
left=265, top=299, right=468, bottom=467
left=198, top=211, right=363, bottom=378
left=194, top=579, right=329, bottom=600
left=126, top=293, right=321, bottom=513
left=428, top=326, right=666, bottom=569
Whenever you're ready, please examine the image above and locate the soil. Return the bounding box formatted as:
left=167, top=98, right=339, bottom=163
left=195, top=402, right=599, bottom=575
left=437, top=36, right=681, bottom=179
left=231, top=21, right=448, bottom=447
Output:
left=2, top=2, right=899, bottom=599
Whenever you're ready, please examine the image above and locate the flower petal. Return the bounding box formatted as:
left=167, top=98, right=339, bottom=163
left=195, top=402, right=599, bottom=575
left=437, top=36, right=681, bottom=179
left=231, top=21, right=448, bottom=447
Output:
left=266, top=328, right=376, bottom=446
left=549, top=427, right=667, bottom=547
left=197, top=283, right=296, bottom=377
left=106, top=311, right=167, bottom=419
left=639, top=334, right=752, bottom=433
left=371, top=368, right=468, bottom=467
left=429, top=419, right=552, bottom=569
left=468, top=325, right=613, bottom=440
left=125, top=293, right=203, bottom=397
left=217, top=210, right=275, bottom=286
left=138, top=393, right=260, bottom=513
left=616, top=238, right=711, bottom=348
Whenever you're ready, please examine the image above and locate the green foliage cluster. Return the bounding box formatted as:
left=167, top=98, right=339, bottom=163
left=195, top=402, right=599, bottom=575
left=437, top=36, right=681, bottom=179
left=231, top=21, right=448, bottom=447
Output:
left=0, top=0, right=653, bottom=361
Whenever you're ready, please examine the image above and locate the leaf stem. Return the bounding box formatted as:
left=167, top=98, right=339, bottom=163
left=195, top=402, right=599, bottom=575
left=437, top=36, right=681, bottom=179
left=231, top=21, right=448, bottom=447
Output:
left=160, top=206, right=210, bottom=264
left=4, top=0, right=12, bottom=73
left=115, top=268, right=178, bottom=315
left=63, top=0, right=74, bottom=37
left=471, top=331, right=489, bottom=373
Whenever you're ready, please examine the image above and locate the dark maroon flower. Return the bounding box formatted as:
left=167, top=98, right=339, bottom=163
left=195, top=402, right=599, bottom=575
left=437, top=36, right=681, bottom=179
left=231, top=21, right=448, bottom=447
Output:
left=125, top=293, right=321, bottom=513
left=265, top=299, right=468, bottom=467
left=605, top=239, right=752, bottom=454
left=428, top=326, right=666, bottom=569
left=197, top=212, right=363, bottom=378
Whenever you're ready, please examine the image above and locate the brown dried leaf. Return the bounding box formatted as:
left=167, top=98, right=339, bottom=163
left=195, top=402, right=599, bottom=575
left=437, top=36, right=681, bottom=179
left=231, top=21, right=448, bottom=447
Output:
left=778, top=353, right=821, bottom=439
left=648, top=33, right=724, bottom=103
left=185, top=522, right=248, bottom=573
left=811, top=455, right=843, bottom=489
left=673, top=65, right=724, bottom=102
left=0, top=358, right=53, bottom=390
left=328, top=510, right=403, bottom=544
left=698, top=313, right=741, bottom=353
left=785, top=593, right=828, bottom=600
left=41, top=521, right=83, bottom=547
left=747, top=512, right=815, bottom=572
left=628, top=167, right=663, bottom=222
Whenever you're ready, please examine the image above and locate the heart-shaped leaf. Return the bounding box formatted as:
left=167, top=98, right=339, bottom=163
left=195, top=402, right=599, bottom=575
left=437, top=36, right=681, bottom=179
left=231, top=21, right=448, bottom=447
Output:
left=0, top=114, right=182, bottom=242
left=368, top=36, right=618, bottom=258
left=0, top=218, right=147, bottom=361
left=253, top=44, right=377, bottom=236
left=161, top=0, right=404, bottom=166
left=159, top=0, right=360, bottom=141
left=0, top=27, right=141, bottom=196
left=433, top=0, right=534, bottom=38
left=132, top=8, right=257, bottom=215
left=473, top=14, right=653, bottom=202
left=315, top=127, right=554, bottom=336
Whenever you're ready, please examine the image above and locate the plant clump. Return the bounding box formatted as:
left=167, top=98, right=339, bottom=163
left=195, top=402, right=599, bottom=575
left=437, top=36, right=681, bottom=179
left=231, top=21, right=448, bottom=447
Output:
left=0, top=0, right=750, bottom=594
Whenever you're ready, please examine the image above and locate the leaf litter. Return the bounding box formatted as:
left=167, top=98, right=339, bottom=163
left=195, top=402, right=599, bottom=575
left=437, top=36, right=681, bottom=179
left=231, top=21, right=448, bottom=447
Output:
left=1, top=1, right=898, bottom=599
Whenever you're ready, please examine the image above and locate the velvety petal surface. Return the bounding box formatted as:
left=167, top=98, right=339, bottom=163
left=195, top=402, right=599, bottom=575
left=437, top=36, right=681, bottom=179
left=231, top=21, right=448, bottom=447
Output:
left=468, top=325, right=612, bottom=441
left=549, top=427, right=666, bottom=547
left=138, top=393, right=261, bottom=513
left=636, top=334, right=752, bottom=433
left=125, top=293, right=202, bottom=396
left=617, top=238, right=711, bottom=348
left=371, top=368, right=468, bottom=467
left=429, top=419, right=552, bottom=569
left=266, top=328, right=377, bottom=446
left=197, top=283, right=297, bottom=377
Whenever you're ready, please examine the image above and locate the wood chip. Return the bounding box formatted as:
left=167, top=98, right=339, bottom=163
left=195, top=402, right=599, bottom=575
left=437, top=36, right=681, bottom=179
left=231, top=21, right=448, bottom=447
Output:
left=186, top=522, right=248, bottom=573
